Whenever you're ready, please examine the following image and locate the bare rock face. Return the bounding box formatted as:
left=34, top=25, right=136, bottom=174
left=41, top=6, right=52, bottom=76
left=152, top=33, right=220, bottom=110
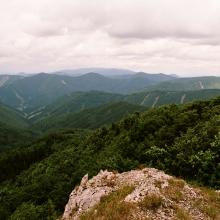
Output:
left=62, top=170, right=116, bottom=219
left=62, top=168, right=220, bottom=220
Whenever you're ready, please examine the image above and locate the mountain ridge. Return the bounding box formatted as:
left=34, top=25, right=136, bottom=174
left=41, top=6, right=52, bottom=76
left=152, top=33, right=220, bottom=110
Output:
left=1, top=97, right=220, bottom=219
left=0, top=72, right=175, bottom=112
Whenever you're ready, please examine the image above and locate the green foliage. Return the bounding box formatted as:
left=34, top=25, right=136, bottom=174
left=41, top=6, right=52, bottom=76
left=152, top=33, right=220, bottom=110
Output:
left=33, top=102, right=145, bottom=132
left=0, top=129, right=87, bottom=183
left=126, top=89, right=220, bottom=107
left=28, top=91, right=124, bottom=122
left=9, top=202, right=46, bottom=220
left=147, top=76, right=220, bottom=91
left=27, top=89, right=220, bottom=122
left=0, top=102, right=34, bottom=151
left=0, top=102, right=28, bottom=128
left=138, top=194, right=163, bottom=211
left=0, top=122, right=35, bottom=151
left=0, top=72, right=174, bottom=112
left=1, top=97, right=220, bottom=219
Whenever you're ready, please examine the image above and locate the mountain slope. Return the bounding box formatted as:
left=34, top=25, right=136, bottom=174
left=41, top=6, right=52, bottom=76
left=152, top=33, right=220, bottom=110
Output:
left=33, top=102, right=146, bottom=132
left=53, top=67, right=137, bottom=76
left=0, top=122, right=35, bottom=151
left=0, top=103, right=34, bottom=150
left=0, top=102, right=28, bottom=128
left=0, top=73, right=81, bottom=112
left=0, top=75, right=23, bottom=87
left=147, top=76, right=220, bottom=91
left=125, top=89, right=220, bottom=107
left=0, top=72, right=175, bottom=112
left=28, top=91, right=124, bottom=122
left=29, top=89, right=220, bottom=123
left=1, top=97, right=220, bottom=219
left=3, top=73, right=220, bottom=113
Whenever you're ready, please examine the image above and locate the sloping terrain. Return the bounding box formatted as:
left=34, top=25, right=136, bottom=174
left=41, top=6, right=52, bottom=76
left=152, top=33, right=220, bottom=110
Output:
left=0, top=122, right=34, bottom=151
left=33, top=102, right=145, bottom=132
left=125, top=89, right=220, bottom=107
left=53, top=68, right=137, bottom=76
left=0, top=73, right=82, bottom=112
left=0, top=75, right=22, bottom=87
left=147, top=76, right=220, bottom=91
left=0, top=72, right=175, bottom=112
left=2, top=72, right=220, bottom=116
left=2, top=87, right=220, bottom=136
left=28, top=89, right=220, bottom=122
left=28, top=91, right=124, bottom=122
left=62, top=169, right=220, bottom=220
left=1, top=97, right=220, bottom=219
left=0, top=102, right=28, bottom=128
left=53, top=68, right=175, bottom=81
left=0, top=103, right=33, bottom=150
left=2, top=73, right=220, bottom=114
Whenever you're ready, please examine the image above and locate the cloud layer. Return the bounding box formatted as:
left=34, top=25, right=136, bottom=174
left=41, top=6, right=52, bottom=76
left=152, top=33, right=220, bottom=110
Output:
left=0, top=0, right=220, bottom=76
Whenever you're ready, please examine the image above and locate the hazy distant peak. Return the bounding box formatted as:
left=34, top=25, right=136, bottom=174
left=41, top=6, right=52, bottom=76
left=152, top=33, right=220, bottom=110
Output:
left=134, top=72, right=149, bottom=77
left=32, top=72, right=49, bottom=77
left=79, top=72, right=106, bottom=78
left=53, top=68, right=136, bottom=77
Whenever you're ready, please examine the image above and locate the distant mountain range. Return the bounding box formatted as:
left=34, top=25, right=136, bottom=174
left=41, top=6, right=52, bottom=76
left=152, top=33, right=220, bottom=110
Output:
left=0, top=72, right=175, bottom=112
left=0, top=75, right=23, bottom=88
left=52, top=67, right=137, bottom=76
left=2, top=70, right=220, bottom=137
left=28, top=89, right=220, bottom=124
left=147, top=76, right=220, bottom=91
left=1, top=88, right=220, bottom=134
left=1, top=68, right=220, bottom=219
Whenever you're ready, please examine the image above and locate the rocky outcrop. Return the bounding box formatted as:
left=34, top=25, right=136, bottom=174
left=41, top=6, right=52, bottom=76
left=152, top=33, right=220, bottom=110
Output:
left=62, top=168, right=220, bottom=220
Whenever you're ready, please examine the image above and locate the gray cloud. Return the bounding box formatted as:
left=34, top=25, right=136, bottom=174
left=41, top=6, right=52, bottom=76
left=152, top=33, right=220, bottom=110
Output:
left=0, top=0, right=220, bottom=76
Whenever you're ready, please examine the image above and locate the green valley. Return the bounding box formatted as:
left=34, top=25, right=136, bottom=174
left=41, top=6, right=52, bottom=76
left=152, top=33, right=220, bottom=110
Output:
left=0, top=97, right=220, bottom=219
left=1, top=72, right=220, bottom=219
left=33, top=102, right=146, bottom=132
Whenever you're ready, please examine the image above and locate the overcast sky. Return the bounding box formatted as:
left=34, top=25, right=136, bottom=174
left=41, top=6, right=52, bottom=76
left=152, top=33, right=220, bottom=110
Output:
left=0, top=0, right=220, bottom=76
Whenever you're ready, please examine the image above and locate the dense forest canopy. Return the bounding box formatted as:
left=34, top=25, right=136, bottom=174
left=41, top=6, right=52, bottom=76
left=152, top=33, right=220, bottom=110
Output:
left=0, top=97, right=220, bottom=219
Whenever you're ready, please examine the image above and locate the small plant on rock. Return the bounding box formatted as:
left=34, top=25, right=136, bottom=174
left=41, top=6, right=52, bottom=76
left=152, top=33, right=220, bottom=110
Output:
left=138, top=194, right=163, bottom=211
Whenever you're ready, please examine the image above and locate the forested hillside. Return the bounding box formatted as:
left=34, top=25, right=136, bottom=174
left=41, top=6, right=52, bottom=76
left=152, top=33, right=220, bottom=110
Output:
left=125, top=89, right=220, bottom=107
left=0, top=72, right=175, bottom=112
left=0, top=122, right=34, bottom=151
left=1, top=97, right=220, bottom=219
left=0, top=103, right=34, bottom=150
left=0, top=102, right=28, bottom=128
left=148, top=76, right=220, bottom=91
left=2, top=88, right=220, bottom=151
left=33, top=102, right=145, bottom=132
left=28, top=89, right=220, bottom=122
left=28, top=91, right=124, bottom=122
left=0, top=75, right=23, bottom=87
